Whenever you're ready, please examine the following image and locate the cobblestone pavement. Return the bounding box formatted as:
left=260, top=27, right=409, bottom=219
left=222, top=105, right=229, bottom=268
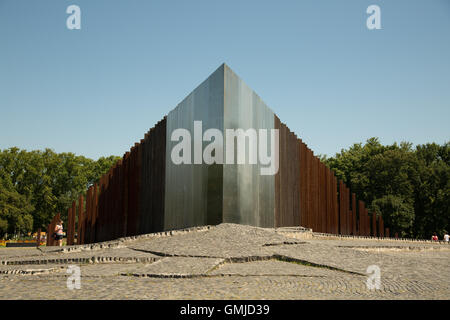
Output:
left=0, top=223, right=449, bottom=299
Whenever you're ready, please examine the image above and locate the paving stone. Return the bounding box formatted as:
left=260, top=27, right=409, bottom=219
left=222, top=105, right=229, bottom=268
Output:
left=129, top=223, right=291, bottom=258
left=123, top=257, right=224, bottom=277
left=209, top=260, right=338, bottom=277
left=0, top=223, right=448, bottom=299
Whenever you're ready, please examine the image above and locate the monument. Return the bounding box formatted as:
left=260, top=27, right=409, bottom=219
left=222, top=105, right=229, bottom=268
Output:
left=56, top=64, right=381, bottom=245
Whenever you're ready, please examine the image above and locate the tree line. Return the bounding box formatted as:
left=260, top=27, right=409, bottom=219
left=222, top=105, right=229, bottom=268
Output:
left=322, top=138, right=449, bottom=239
left=0, top=147, right=120, bottom=239
left=1, top=139, right=448, bottom=240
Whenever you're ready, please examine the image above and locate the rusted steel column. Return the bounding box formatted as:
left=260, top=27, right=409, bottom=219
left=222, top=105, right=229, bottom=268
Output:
left=114, top=163, right=119, bottom=240
left=365, top=208, right=370, bottom=236
left=276, top=122, right=285, bottom=227
left=305, top=148, right=311, bottom=229
left=317, top=161, right=323, bottom=232
left=358, top=200, right=364, bottom=236
left=96, top=176, right=103, bottom=243
left=338, top=180, right=344, bottom=234
left=343, top=181, right=347, bottom=234
left=68, top=203, right=73, bottom=245
left=115, top=162, right=120, bottom=240
left=114, top=159, right=122, bottom=239
left=361, top=205, right=366, bottom=236
left=108, top=166, right=114, bottom=242
left=352, top=193, right=357, bottom=235
left=155, top=118, right=167, bottom=232
left=83, top=190, right=88, bottom=244
left=105, top=169, right=112, bottom=241
left=325, top=167, right=332, bottom=233
left=139, top=134, right=148, bottom=235
left=372, top=211, right=377, bottom=237
left=108, top=167, right=114, bottom=241
left=136, top=142, right=143, bottom=233
left=105, top=168, right=112, bottom=242
left=48, top=218, right=53, bottom=246
left=293, top=135, right=301, bottom=227
left=46, top=225, right=50, bottom=246
left=36, top=228, right=41, bottom=247
left=56, top=213, right=61, bottom=244
left=344, top=185, right=350, bottom=235
left=89, top=185, right=93, bottom=243
left=67, top=204, right=73, bottom=245
left=67, top=207, right=72, bottom=245
left=77, top=195, right=84, bottom=245
left=362, top=208, right=366, bottom=236
left=311, top=156, right=319, bottom=232
left=348, top=210, right=353, bottom=235
left=274, top=124, right=281, bottom=227
left=122, top=152, right=130, bottom=237
left=299, top=141, right=305, bottom=227
left=102, top=175, right=107, bottom=241
left=98, top=174, right=104, bottom=242
left=320, top=163, right=327, bottom=233
left=131, top=144, right=139, bottom=235
left=332, top=175, right=338, bottom=234
left=96, top=178, right=101, bottom=243
left=110, top=164, right=117, bottom=241
left=317, top=161, right=322, bottom=232
left=71, top=201, right=76, bottom=244
left=298, top=141, right=303, bottom=227
left=66, top=201, right=75, bottom=245
left=91, top=183, right=98, bottom=243
left=325, top=167, right=330, bottom=233
left=85, top=187, right=92, bottom=244
left=127, top=146, right=137, bottom=236
left=120, top=155, right=128, bottom=238
left=307, top=147, right=312, bottom=230
left=102, top=169, right=108, bottom=242
left=379, top=216, right=384, bottom=237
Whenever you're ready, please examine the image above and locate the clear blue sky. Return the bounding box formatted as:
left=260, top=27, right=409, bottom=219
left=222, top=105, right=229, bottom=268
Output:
left=1, top=0, right=449, bottom=160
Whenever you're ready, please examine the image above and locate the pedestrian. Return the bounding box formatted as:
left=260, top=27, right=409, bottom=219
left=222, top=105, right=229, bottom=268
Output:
left=431, top=233, right=438, bottom=242
left=54, top=220, right=64, bottom=247
left=444, top=232, right=449, bottom=244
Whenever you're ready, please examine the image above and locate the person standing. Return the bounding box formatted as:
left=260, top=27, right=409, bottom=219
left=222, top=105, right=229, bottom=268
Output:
left=54, top=220, right=64, bottom=247
left=431, top=233, right=438, bottom=242
left=444, top=232, right=449, bottom=244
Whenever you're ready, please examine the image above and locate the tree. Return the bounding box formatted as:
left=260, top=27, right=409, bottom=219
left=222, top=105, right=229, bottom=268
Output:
left=324, top=138, right=449, bottom=238
left=0, top=147, right=120, bottom=238
left=371, top=195, right=414, bottom=237
left=0, top=168, right=34, bottom=238
left=413, top=143, right=450, bottom=238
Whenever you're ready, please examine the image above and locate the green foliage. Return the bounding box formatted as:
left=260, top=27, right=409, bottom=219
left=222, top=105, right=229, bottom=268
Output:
left=0, top=148, right=119, bottom=239
left=371, top=195, right=414, bottom=237
left=0, top=218, right=7, bottom=235
left=324, top=139, right=449, bottom=239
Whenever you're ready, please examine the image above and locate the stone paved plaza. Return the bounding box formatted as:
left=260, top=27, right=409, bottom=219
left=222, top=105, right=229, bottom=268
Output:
left=0, top=223, right=449, bottom=299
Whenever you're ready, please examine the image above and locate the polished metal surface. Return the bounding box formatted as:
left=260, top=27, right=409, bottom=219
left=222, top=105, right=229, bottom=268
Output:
left=164, top=64, right=225, bottom=230
left=61, top=63, right=380, bottom=243
left=223, top=65, right=275, bottom=228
